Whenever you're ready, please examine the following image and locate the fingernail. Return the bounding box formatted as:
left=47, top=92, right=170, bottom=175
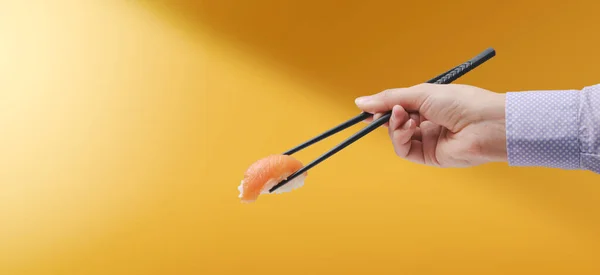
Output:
left=354, top=96, right=370, bottom=105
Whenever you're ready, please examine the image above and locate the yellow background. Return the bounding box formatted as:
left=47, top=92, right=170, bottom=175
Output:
left=2, top=0, right=600, bottom=274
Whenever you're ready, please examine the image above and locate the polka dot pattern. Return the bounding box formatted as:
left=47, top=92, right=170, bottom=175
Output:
left=506, top=89, right=580, bottom=169
left=506, top=84, right=600, bottom=174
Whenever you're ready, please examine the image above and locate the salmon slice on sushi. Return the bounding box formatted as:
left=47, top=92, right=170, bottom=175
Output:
left=238, top=154, right=307, bottom=203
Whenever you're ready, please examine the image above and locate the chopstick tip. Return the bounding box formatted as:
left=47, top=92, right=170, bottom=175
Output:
left=269, top=180, right=286, bottom=193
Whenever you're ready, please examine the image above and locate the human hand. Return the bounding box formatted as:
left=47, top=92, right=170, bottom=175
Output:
left=355, top=83, right=507, bottom=167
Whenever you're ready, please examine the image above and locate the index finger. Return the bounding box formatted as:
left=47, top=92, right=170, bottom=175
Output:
left=354, top=83, right=435, bottom=114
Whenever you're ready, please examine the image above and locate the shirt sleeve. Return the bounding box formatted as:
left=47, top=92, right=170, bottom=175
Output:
left=505, top=84, right=600, bottom=174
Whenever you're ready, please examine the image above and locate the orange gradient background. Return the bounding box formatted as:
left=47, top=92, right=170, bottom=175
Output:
left=2, top=0, right=600, bottom=274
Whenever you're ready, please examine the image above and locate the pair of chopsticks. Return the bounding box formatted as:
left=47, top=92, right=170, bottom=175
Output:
left=269, top=47, right=496, bottom=193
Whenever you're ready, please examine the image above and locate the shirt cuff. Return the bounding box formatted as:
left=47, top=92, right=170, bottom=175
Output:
left=505, top=89, right=580, bottom=169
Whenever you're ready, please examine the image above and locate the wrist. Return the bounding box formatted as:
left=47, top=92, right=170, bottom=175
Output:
left=485, top=93, right=508, bottom=162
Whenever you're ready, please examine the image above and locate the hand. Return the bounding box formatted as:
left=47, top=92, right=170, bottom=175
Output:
left=355, top=83, right=507, bottom=167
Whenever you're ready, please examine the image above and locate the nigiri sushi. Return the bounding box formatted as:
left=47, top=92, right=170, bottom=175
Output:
left=238, top=154, right=307, bottom=203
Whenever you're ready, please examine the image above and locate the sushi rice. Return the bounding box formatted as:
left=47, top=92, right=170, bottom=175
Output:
left=238, top=173, right=306, bottom=203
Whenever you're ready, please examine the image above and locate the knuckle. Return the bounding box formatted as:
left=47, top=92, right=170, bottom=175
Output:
left=420, top=94, right=435, bottom=113
left=382, top=89, right=395, bottom=100
left=414, top=83, right=430, bottom=89
left=381, top=89, right=398, bottom=109
left=415, top=83, right=437, bottom=93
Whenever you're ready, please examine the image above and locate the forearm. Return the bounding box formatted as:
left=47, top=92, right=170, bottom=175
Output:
left=505, top=84, right=600, bottom=173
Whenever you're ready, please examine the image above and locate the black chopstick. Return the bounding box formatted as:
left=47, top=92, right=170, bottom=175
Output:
left=282, top=57, right=474, bottom=156
left=270, top=47, right=496, bottom=193
left=283, top=112, right=370, bottom=155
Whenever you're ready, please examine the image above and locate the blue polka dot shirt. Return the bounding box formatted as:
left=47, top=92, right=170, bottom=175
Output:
left=506, top=84, right=600, bottom=174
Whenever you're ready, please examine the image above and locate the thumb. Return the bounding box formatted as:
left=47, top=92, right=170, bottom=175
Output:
left=355, top=84, right=432, bottom=114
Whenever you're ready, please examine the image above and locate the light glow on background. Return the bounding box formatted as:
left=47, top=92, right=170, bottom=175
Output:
left=1, top=1, right=600, bottom=274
